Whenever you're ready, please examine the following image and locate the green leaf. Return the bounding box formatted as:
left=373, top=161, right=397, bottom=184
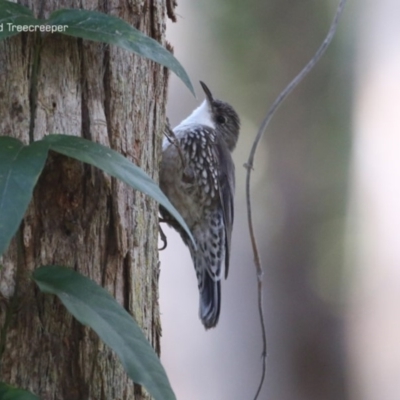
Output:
left=41, top=134, right=195, bottom=246
left=0, top=1, right=42, bottom=40
left=0, top=3, right=193, bottom=94
left=0, top=382, right=40, bottom=400
left=46, top=9, right=194, bottom=95
left=0, top=137, right=49, bottom=256
left=33, top=266, right=176, bottom=400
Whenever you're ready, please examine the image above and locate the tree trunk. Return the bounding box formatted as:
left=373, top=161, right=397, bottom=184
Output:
left=0, top=1, right=169, bottom=399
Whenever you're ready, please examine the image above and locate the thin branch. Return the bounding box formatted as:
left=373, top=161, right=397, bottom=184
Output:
left=244, top=1, right=348, bottom=399
left=158, top=223, right=168, bottom=251
left=164, top=118, right=186, bottom=168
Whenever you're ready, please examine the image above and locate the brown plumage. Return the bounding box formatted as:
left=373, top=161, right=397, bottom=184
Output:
left=160, top=82, right=240, bottom=329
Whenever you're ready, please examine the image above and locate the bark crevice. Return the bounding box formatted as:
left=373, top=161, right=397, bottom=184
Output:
left=28, top=33, right=41, bottom=143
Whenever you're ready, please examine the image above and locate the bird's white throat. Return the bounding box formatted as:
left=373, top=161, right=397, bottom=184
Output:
left=162, top=100, right=215, bottom=149
left=174, top=100, right=215, bottom=131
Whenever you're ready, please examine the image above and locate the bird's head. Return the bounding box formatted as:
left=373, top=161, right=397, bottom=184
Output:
left=200, top=81, right=240, bottom=151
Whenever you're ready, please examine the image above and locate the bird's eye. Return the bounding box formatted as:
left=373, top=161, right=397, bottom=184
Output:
left=216, top=115, right=226, bottom=124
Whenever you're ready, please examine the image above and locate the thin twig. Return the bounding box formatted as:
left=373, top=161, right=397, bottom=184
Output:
left=160, top=120, right=187, bottom=248
left=158, top=223, right=168, bottom=251
left=244, top=1, right=348, bottom=398
left=164, top=118, right=186, bottom=168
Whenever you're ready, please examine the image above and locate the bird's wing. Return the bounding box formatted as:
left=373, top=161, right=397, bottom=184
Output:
left=215, top=137, right=235, bottom=279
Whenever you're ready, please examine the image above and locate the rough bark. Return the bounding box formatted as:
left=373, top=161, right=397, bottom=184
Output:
left=0, top=0, right=169, bottom=399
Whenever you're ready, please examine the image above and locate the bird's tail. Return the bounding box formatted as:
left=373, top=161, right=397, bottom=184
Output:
left=187, top=217, right=225, bottom=329
left=199, top=272, right=221, bottom=329
left=189, top=249, right=220, bottom=329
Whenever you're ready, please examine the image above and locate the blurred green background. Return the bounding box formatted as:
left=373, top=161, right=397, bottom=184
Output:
left=160, top=0, right=400, bottom=399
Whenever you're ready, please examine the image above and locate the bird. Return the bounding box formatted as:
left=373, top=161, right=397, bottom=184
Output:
left=160, top=81, right=240, bottom=329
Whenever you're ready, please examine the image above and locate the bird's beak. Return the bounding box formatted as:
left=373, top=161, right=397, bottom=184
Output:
left=200, top=81, right=214, bottom=105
